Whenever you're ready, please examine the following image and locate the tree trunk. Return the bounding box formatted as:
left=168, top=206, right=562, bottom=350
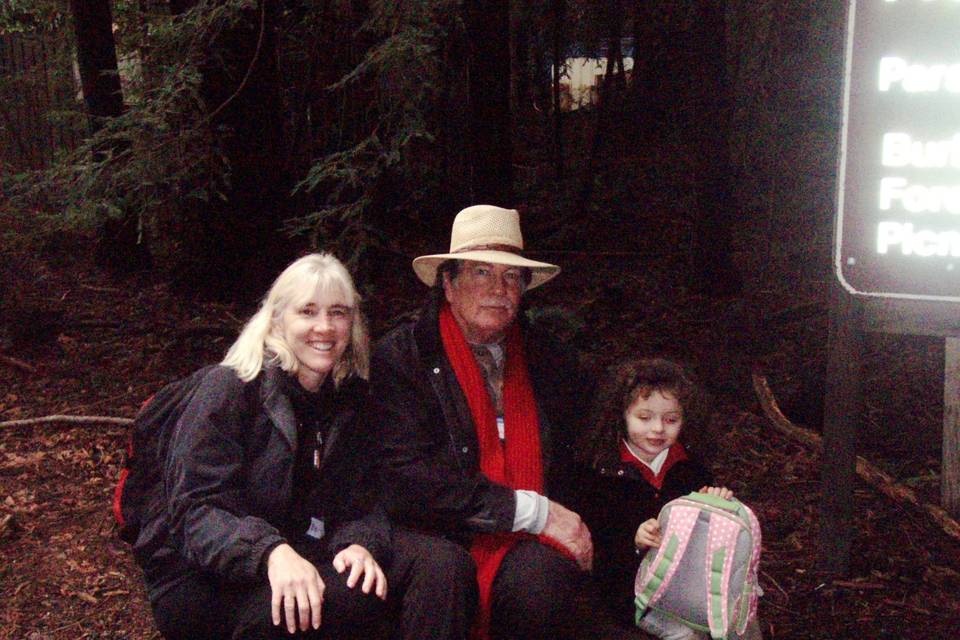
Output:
left=70, top=0, right=123, bottom=124
left=688, top=0, right=742, bottom=296
left=465, top=0, right=512, bottom=206
left=605, top=0, right=626, bottom=93
left=628, top=0, right=654, bottom=113
left=170, top=0, right=292, bottom=299
left=511, top=0, right=530, bottom=115
left=70, top=0, right=152, bottom=273
left=551, top=0, right=565, bottom=180
left=570, top=0, right=624, bottom=225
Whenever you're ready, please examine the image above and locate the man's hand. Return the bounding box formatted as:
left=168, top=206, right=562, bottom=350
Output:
left=332, top=544, right=388, bottom=600
left=634, top=518, right=662, bottom=549
left=541, top=500, right=593, bottom=571
left=267, top=543, right=324, bottom=633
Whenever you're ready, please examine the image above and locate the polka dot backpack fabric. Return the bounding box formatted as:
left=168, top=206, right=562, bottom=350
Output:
left=634, top=492, right=762, bottom=639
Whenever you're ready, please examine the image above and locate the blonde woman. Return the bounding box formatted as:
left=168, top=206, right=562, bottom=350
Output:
left=133, top=254, right=388, bottom=639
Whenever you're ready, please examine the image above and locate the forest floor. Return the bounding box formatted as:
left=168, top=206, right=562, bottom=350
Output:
left=1, top=205, right=959, bottom=640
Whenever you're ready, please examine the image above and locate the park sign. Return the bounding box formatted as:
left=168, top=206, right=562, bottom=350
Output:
left=828, top=0, right=960, bottom=576
left=837, top=0, right=960, bottom=301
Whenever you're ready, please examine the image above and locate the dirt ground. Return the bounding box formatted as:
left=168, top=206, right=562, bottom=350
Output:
left=1, top=221, right=959, bottom=640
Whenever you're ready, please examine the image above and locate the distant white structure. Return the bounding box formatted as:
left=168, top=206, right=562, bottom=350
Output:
left=556, top=56, right=634, bottom=110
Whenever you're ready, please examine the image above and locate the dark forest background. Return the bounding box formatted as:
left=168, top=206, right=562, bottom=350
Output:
left=2, top=1, right=959, bottom=639
left=1, top=0, right=843, bottom=299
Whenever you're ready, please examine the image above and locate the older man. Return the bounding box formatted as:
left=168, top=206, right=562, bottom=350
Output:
left=371, top=205, right=593, bottom=639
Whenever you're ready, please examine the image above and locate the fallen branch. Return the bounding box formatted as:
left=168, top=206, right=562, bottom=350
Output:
left=0, top=354, right=36, bottom=374
left=880, top=599, right=933, bottom=616
left=79, top=283, right=121, bottom=294
left=831, top=580, right=885, bottom=590
left=752, top=372, right=960, bottom=543
left=0, top=415, right=133, bottom=428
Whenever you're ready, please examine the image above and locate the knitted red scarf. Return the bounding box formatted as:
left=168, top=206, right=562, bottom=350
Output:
left=619, top=439, right=689, bottom=490
left=439, top=303, right=547, bottom=639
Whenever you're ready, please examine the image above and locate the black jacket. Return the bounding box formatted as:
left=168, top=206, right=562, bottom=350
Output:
left=369, top=299, right=590, bottom=541
left=576, top=449, right=712, bottom=623
left=135, top=365, right=389, bottom=602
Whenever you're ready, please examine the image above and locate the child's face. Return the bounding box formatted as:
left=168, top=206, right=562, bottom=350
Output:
left=624, top=389, right=683, bottom=462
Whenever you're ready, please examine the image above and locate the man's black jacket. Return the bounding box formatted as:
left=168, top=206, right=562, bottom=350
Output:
left=369, top=298, right=591, bottom=541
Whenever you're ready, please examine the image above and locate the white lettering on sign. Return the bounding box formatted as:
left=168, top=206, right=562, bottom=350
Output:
left=879, top=177, right=960, bottom=213
left=878, top=57, right=960, bottom=92
left=877, top=221, right=960, bottom=256
left=882, top=133, right=960, bottom=168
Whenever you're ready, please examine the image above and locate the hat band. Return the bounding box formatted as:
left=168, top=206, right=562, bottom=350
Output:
left=451, top=243, right=523, bottom=256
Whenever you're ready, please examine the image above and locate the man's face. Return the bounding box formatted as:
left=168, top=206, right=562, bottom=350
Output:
left=443, top=261, right=524, bottom=344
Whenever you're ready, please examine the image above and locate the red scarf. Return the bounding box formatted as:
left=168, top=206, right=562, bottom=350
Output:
left=619, top=439, right=688, bottom=490
left=439, top=303, right=558, bottom=639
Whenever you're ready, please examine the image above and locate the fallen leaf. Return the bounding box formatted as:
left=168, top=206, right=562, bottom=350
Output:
left=0, top=451, right=45, bottom=469
left=923, top=565, right=960, bottom=586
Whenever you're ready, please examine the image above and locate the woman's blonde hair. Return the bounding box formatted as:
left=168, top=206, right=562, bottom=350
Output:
left=222, top=253, right=369, bottom=386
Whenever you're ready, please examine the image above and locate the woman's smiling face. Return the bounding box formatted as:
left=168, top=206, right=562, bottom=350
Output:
left=623, top=389, right=683, bottom=462
left=278, top=287, right=353, bottom=391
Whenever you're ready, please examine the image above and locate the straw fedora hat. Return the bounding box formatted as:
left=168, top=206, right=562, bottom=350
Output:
left=412, top=205, right=560, bottom=290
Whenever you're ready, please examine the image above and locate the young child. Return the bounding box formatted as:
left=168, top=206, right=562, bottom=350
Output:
left=576, top=358, right=731, bottom=639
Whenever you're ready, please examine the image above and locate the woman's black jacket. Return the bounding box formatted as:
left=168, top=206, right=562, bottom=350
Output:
left=133, top=365, right=389, bottom=602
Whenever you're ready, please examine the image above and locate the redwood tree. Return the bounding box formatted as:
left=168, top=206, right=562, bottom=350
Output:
left=465, top=0, right=512, bottom=206
left=70, top=0, right=150, bottom=272
left=687, top=0, right=742, bottom=295
left=551, top=0, right=565, bottom=180
left=169, top=0, right=291, bottom=297
left=70, top=0, right=123, bottom=123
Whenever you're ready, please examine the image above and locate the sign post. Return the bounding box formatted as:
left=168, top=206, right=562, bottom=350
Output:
left=820, top=284, right=862, bottom=575
left=832, top=0, right=960, bottom=572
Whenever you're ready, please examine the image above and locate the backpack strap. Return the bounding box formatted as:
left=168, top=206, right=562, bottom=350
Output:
left=705, top=512, right=741, bottom=639
left=737, top=502, right=763, bottom=635
left=634, top=504, right=700, bottom=613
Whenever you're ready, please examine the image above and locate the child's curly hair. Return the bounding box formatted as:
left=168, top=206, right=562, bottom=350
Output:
left=577, top=358, right=710, bottom=469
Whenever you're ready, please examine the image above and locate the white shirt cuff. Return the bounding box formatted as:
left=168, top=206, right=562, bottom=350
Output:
left=512, top=490, right=549, bottom=534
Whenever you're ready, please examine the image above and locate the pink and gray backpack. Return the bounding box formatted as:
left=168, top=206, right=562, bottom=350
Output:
left=634, top=492, right=762, bottom=639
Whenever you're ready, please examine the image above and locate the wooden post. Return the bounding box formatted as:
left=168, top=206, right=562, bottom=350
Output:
left=944, top=338, right=960, bottom=519
left=819, top=284, right=862, bottom=575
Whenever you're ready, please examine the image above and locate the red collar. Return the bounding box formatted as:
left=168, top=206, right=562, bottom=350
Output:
left=619, top=440, right=688, bottom=490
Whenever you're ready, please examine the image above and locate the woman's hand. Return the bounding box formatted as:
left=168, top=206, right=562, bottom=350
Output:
left=332, top=544, right=388, bottom=600
left=700, top=486, right=734, bottom=500
left=267, top=543, right=324, bottom=633
left=635, top=518, right=662, bottom=549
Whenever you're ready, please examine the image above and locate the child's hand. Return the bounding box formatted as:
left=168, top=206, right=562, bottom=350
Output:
left=700, top=486, right=734, bottom=500
left=634, top=518, right=662, bottom=549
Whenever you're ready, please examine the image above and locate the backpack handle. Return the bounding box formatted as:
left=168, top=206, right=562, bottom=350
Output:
left=687, top=491, right=739, bottom=511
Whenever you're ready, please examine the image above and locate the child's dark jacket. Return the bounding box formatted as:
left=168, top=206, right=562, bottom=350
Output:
left=576, top=444, right=712, bottom=623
